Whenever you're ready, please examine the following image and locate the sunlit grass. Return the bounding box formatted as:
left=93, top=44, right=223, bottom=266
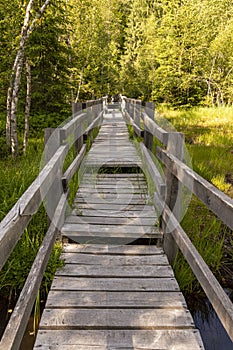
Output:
left=0, top=135, right=63, bottom=299
left=156, top=105, right=233, bottom=292
left=158, top=105, right=233, bottom=198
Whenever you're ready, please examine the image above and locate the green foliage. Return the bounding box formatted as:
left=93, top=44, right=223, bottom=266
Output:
left=174, top=197, right=225, bottom=293
left=158, top=106, right=233, bottom=196
left=0, top=206, right=64, bottom=298
left=158, top=105, right=233, bottom=292
left=0, top=133, right=63, bottom=299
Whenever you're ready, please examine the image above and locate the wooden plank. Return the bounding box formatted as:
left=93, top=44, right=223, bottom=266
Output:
left=79, top=180, right=147, bottom=186
left=82, top=174, right=145, bottom=178
left=74, top=203, right=153, bottom=211
left=140, top=142, right=166, bottom=198
left=46, top=290, right=186, bottom=308
left=74, top=199, right=149, bottom=206
left=51, top=276, right=180, bottom=291
left=157, top=146, right=233, bottom=231
left=0, top=192, right=68, bottom=350
left=71, top=208, right=156, bottom=218
left=153, top=192, right=233, bottom=341
left=61, top=223, right=160, bottom=237
left=39, top=308, right=195, bottom=330
left=0, top=144, right=68, bottom=270
left=60, top=253, right=169, bottom=265
left=62, top=244, right=164, bottom=255
left=74, top=194, right=149, bottom=203
left=34, top=329, right=204, bottom=350
left=77, top=187, right=147, bottom=194
left=84, top=162, right=142, bottom=167
left=56, top=264, right=173, bottom=278
left=78, top=185, right=148, bottom=191
left=65, top=216, right=157, bottom=226
left=142, top=112, right=168, bottom=145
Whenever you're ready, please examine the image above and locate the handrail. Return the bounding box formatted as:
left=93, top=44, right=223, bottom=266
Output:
left=157, top=146, right=233, bottom=230
left=0, top=97, right=105, bottom=350
left=153, top=192, right=233, bottom=342
left=123, top=96, right=233, bottom=342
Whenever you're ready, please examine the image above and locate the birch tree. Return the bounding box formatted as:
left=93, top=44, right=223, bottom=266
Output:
left=6, top=0, right=51, bottom=157
left=23, top=59, right=31, bottom=155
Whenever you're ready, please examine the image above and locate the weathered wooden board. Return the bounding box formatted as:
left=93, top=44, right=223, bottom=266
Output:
left=39, top=308, right=195, bottom=329
left=71, top=208, right=156, bottom=218
left=46, top=290, right=185, bottom=308
left=78, top=187, right=147, bottom=194
left=81, top=173, right=145, bottom=179
left=73, top=203, right=153, bottom=211
left=78, top=182, right=147, bottom=189
left=60, top=252, right=168, bottom=265
left=51, top=276, right=180, bottom=291
left=57, top=264, right=173, bottom=278
left=62, top=244, right=163, bottom=255
left=34, top=329, right=204, bottom=350
left=74, top=195, right=149, bottom=205
left=61, top=223, right=160, bottom=238
left=65, top=216, right=157, bottom=226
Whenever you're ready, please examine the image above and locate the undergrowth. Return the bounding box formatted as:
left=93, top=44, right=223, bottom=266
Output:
left=157, top=105, right=233, bottom=293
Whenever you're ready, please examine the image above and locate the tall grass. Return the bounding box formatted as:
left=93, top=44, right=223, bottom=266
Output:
left=0, top=135, right=64, bottom=300
left=157, top=105, right=233, bottom=292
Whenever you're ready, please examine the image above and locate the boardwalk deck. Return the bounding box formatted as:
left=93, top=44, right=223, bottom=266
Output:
left=34, top=106, right=204, bottom=349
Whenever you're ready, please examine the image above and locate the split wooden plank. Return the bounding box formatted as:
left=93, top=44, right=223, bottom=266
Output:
left=62, top=244, right=164, bottom=255
left=71, top=208, right=156, bottom=218
left=60, top=253, right=169, bottom=265
left=56, top=264, right=173, bottom=278
left=51, top=276, right=180, bottom=292
left=65, top=216, right=157, bottom=226
left=73, top=203, right=154, bottom=211
left=45, top=290, right=186, bottom=308
left=34, top=329, right=204, bottom=350
left=39, top=308, right=195, bottom=330
left=61, top=223, right=160, bottom=237
left=77, top=187, right=147, bottom=194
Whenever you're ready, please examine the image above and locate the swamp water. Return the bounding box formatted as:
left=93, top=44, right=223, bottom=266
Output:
left=1, top=293, right=233, bottom=349
left=187, top=290, right=233, bottom=350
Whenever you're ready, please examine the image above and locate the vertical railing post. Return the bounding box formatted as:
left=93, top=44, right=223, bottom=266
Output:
left=44, top=128, right=64, bottom=224
left=144, top=101, right=155, bottom=151
left=72, top=101, right=82, bottom=117
left=163, top=132, right=185, bottom=264
left=135, top=100, right=141, bottom=129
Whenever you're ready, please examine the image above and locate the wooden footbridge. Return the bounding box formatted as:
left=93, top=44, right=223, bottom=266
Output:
left=0, top=97, right=233, bottom=349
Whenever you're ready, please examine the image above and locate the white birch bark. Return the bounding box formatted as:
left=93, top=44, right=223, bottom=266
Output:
left=23, top=59, right=31, bottom=155
left=75, top=34, right=93, bottom=103
left=7, top=0, right=51, bottom=157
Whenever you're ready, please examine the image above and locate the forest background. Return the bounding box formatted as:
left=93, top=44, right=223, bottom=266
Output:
left=1, top=0, right=233, bottom=157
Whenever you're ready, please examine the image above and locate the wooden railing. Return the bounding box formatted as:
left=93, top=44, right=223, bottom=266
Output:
left=0, top=97, right=107, bottom=350
left=121, top=96, right=233, bottom=342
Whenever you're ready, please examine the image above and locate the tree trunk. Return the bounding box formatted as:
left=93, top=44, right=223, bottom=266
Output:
left=6, top=0, right=51, bottom=157
left=23, top=59, right=31, bottom=155
left=6, top=85, right=12, bottom=147
left=75, top=38, right=93, bottom=103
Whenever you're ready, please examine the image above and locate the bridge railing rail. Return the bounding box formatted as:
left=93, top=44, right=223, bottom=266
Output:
left=0, top=96, right=107, bottom=350
left=121, top=96, right=233, bottom=342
